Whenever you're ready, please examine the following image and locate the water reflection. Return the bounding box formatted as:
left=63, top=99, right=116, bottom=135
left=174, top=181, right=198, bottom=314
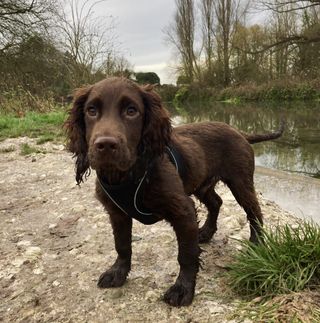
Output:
left=254, top=167, right=320, bottom=222
left=168, top=101, right=320, bottom=178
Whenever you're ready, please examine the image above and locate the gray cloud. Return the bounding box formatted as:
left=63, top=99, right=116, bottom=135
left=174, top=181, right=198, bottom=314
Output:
left=97, top=0, right=176, bottom=83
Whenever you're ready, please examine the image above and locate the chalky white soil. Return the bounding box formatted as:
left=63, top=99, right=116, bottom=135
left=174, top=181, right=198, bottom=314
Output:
left=0, top=138, right=297, bottom=322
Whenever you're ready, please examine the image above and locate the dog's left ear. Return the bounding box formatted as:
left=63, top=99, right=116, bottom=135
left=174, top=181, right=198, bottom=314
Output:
left=140, top=84, right=172, bottom=158
left=64, top=85, right=92, bottom=184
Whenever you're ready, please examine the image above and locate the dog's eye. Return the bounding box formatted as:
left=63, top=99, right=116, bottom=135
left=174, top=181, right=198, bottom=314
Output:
left=126, top=106, right=138, bottom=117
left=87, top=106, right=97, bottom=117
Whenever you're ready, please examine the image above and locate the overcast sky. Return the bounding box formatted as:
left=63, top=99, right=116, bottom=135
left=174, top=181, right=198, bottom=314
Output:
left=95, top=0, right=177, bottom=84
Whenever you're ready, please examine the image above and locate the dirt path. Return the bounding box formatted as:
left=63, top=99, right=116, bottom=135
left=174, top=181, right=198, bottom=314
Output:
left=0, top=138, right=297, bottom=322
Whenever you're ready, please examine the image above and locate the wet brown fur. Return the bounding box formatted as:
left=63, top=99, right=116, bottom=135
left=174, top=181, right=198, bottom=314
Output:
left=65, top=77, right=284, bottom=307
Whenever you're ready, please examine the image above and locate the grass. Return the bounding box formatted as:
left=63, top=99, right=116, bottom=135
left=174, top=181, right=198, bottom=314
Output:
left=227, top=222, right=320, bottom=321
left=36, top=134, right=56, bottom=145
left=0, top=88, right=57, bottom=114
left=0, top=109, right=67, bottom=142
left=230, top=291, right=320, bottom=322
left=20, top=143, right=46, bottom=155
left=228, top=222, right=320, bottom=298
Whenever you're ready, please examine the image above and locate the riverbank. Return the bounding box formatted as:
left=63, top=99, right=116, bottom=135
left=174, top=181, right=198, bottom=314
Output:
left=158, top=79, right=320, bottom=103
left=1, top=137, right=319, bottom=322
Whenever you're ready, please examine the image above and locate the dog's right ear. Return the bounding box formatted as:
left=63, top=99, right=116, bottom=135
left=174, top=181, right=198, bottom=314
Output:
left=64, top=85, right=92, bottom=184
left=139, top=84, right=172, bottom=159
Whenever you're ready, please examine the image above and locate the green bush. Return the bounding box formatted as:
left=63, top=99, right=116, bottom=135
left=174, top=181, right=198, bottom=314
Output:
left=216, top=79, right=320, bottom=101
left=173, top=85, right=190, bottom=104
left=157, top=84, right=178, bottom=102
left=173, top=84, right=216, bottom=104
left=295, top=83, right=317, bottom=100
left=228, top=222, right=320, bottom=297
left=135, top=72, right=160, bottom=85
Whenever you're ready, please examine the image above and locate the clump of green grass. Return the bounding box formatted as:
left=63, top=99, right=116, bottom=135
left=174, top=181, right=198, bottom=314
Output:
left=36, top=134, right=55, bottom=145
left=228, top=222, right=320, bottom=297
left=0, top=110, right=67, bottom=141
left=20, top=143, right=46, bottom=155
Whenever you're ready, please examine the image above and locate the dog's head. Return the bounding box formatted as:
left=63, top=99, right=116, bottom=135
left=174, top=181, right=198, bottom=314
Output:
left=65, top=77, right=172, bottom=184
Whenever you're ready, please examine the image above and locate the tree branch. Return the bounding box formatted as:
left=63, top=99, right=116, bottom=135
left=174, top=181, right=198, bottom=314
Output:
left=237, top=34, right=320, bottom=55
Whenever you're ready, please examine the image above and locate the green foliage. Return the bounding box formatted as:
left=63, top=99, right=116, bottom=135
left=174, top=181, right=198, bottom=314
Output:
left=174, top=85, right=190, bottom=104
left=173, top=84, right=215, bottom=104
left=176, top=75, right=191, bottom=85
left=0, top=110, right=66, bottom=141
left=36, top=134, right=55, bottom=145
left=295, top=83, right=318, bottom=100
left=157, top=84, right=178, bottom=102
left=228, top=222, right=320, bottom=297
left=135, top=72, right=160, bottom=85
left=216, top=80, right=320, bottom=101
left=262, top=82, right=319, bottom=101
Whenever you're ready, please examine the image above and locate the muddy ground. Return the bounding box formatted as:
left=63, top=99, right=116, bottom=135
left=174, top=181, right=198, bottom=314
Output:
left=0, top=138, right=301, bottom=322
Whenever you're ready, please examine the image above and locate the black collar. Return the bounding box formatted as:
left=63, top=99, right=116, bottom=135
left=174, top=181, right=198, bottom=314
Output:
left=97, top=143, right=186, bottom=225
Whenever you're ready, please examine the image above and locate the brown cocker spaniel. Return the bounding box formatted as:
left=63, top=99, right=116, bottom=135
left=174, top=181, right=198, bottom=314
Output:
left=65, top=77, right=284, bottom=306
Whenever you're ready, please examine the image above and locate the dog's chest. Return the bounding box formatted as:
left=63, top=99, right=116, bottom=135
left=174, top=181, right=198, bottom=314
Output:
left=97, top=145, right=187, bottom=224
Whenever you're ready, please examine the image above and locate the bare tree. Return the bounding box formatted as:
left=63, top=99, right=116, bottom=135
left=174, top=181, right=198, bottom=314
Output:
left=164, top=0, right=199, bottom=83
left=247, top=0, right=320, bottom=53
left=213, top=0, right=251, bottom=86
left=257, top=0, right=320, bottom=13
left=200, top=0, right=215, bottom=75
left=56, top=0, right=117, bottom=85
left=268, top=2, right=298, bottom=77
left=102, top=53, right=133, bottom=78
left=0, top=0, right=55, bottom=53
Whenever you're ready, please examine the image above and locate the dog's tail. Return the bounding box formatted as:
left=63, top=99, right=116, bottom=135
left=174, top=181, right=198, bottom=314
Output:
left=242, top=119, right=285, bottom=144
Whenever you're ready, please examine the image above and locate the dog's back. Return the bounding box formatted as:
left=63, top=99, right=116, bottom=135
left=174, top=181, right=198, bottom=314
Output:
left=173, top=121, right=255, bottom=194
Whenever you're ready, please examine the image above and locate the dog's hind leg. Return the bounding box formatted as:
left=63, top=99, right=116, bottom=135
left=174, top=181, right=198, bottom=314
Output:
left=195, top=182, right=222, bottom=243
left=226, top=178, right=263, bottom=243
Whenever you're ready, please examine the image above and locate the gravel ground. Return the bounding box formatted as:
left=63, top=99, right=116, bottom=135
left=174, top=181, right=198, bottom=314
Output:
left=0, top=138, right=298, bottom=323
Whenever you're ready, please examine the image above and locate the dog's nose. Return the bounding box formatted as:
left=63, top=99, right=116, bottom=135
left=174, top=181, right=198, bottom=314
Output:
left=94, top=136, right=119, bottom=153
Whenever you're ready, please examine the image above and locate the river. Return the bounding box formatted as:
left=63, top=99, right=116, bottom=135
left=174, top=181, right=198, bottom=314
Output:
left=168, top=100, right=320, bottom=222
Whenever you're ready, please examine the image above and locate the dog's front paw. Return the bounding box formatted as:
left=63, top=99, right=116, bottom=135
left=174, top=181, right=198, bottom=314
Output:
left=199, top=225, right=215, bottom=243
left=163, top=283, right=194, bottom=306
left=97, top=268, right=128, bottom=288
